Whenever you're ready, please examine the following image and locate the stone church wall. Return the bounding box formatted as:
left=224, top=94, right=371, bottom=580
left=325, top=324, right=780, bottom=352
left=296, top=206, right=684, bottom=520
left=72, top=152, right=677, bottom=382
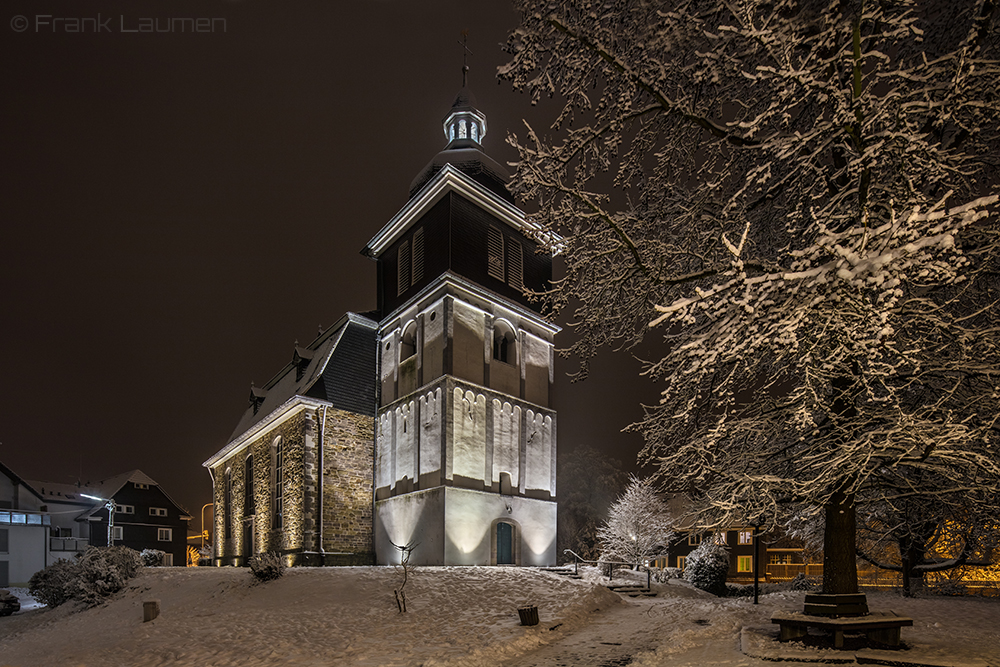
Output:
left=212, top=404, right=373, bottom=566
left=320, top=407, right=374, bottom=563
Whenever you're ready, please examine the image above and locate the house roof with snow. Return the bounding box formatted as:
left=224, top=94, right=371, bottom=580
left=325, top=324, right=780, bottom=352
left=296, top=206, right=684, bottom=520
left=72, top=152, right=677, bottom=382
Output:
left=28, top=469, right=192, bottom=520
left=222, top=311, right=378, bottom=446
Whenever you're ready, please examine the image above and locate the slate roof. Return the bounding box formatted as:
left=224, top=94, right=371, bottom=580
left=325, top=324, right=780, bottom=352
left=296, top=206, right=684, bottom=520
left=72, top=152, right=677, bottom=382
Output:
left=409, top=147, right=512, bottom=203
left=225, top=312, right=378, bottom=444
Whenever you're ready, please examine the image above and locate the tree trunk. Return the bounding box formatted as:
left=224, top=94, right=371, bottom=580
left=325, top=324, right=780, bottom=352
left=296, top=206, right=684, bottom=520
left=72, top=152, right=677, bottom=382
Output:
left=823, top=491, right=859, bottom=594
left=901, top=540, right=925, bottom=597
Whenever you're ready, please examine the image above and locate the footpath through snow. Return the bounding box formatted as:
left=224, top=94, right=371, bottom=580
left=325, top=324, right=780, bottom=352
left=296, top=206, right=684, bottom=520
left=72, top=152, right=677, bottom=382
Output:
left=0, top=566, right=998, bottom=667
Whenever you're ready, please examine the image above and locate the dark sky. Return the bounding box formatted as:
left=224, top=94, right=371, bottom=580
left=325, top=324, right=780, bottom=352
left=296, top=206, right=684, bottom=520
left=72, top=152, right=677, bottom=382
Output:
left=1, top=0, right=657, bottom=526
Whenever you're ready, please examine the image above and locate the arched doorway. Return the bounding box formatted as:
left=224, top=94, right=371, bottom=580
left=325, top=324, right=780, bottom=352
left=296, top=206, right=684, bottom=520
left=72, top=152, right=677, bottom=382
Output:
left=497, top=522, right=514, bottom=565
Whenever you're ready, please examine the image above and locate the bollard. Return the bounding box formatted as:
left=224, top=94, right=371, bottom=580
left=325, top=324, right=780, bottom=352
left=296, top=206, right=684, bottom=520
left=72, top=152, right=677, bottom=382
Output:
left=143, top=599, right=160, bottom=623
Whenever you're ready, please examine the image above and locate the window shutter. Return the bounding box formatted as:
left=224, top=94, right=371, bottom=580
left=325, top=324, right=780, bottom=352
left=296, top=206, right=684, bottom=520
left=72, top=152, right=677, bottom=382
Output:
left=507, top=237, right=524, bottom=291
left=397, top=239, right=411, bottom=296
left=412, top=228, right=424, bottom=285
left=488, top=226, right=504, bottom=281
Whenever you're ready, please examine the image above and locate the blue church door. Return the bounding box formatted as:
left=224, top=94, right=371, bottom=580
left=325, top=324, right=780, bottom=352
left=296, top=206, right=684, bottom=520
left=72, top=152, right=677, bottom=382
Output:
left=497, top=522, right=513, bottom=565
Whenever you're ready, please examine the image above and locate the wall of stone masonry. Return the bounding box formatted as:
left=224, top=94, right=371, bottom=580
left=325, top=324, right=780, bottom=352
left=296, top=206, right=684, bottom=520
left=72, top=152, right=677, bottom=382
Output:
left=211, top=410, right=309, bottom=565
left=320, top=407, right=375, bottom=562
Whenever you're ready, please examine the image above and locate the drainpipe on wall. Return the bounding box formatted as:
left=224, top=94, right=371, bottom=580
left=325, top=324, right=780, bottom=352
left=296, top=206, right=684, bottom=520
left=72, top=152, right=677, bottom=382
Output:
left=318, top=405, right=327, bottom=562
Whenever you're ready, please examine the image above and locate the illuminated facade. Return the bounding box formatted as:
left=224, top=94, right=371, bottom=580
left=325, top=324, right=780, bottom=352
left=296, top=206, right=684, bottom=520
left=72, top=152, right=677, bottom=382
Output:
left=365, top=88, right=558, bottom=566
left=205, top=313, right=378, bottom=566
left=205, top=88, right=558, bottom=568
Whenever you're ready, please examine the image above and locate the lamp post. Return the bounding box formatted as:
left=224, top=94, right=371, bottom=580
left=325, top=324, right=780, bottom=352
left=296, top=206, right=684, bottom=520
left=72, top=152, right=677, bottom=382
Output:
left=82, top=494, right=117, bottom=547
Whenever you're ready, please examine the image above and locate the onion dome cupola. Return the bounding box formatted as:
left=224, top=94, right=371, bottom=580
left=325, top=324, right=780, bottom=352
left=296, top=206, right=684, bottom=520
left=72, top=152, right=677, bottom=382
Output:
left=443, top=88, right=487, bottom=147
left=408, top=87, right=513, bottom=203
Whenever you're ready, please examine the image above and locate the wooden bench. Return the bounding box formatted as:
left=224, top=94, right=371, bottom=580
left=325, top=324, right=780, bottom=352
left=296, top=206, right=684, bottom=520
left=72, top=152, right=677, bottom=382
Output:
left=771, top=611, right=913, bottom=649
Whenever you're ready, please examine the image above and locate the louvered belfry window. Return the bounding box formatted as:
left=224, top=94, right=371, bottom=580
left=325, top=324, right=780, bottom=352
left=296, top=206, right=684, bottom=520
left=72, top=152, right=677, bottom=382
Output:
left=412, top=228, right=425, bottom=284
left=397, top=239, right=411, bottom=296
left=488, top=226, right=505, bottom=281
left=506, top=237, right=524, bottom=291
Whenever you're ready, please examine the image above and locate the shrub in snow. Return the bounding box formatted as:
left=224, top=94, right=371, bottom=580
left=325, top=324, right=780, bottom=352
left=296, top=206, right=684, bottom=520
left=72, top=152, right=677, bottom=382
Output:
left=248, top=552, right=285, bottom=582
left=684, top=539, right=730, bottom=596
left=652, top=567, right=682, bottom=583
left=790, top=573, right=816, bottom=591
left=75, top=546, right=145, bottom=607
left=28, top=547, right=143, bottom=608
left=140, top=549, right=166, bottom=567
left=28, top=559, right=78, bottom=608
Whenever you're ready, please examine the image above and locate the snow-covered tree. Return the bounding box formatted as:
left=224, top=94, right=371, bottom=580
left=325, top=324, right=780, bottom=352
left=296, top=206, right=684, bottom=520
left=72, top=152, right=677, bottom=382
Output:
left=598, top=475, right=674, bottom=565
left=855, top=495, right=1000, bottom=596
left=684, top=538, right=731, bottom=596
left=499, top=0, right=1000, bottom=595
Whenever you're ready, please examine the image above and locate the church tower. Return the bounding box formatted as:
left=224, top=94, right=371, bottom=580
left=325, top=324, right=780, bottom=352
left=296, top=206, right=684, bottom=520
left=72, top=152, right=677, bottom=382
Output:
left=363, top=85, right=558, bottom=566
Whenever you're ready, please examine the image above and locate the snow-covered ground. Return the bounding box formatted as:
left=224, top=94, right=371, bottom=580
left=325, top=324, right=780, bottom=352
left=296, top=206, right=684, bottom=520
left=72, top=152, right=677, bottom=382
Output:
left=1, top=566, right=997, bottom=667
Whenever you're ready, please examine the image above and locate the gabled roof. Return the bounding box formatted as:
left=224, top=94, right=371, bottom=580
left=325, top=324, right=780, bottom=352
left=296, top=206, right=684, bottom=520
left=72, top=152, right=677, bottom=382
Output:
left=28, top=469, right=192, bottom=520
left=0, top=459, right=44, bottom=502
left=365, top=164, right=544, bottom=258
left=223, top=311, right=378, bottom=445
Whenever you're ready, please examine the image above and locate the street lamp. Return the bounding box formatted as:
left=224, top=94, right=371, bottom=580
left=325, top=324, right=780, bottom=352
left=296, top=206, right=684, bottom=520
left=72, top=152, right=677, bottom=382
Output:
left=82, top=494, right=117, bottom=547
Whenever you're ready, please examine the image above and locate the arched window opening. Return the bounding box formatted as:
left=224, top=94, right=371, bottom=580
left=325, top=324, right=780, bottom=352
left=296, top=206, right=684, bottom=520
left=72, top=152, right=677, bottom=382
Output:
left=400, top=321, right=417, bottom=360
left=272, top=436, right=284, bottom=531
left=244, top=455, right=254, bottom=516
left=492, top=321, right=516, bottom=365
left=224, top=468, right=232, bottom=541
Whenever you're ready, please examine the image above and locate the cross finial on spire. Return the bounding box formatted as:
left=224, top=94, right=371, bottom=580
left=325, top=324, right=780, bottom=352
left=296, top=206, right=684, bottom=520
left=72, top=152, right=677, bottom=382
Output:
left=459, top=29, right=473, bottom=88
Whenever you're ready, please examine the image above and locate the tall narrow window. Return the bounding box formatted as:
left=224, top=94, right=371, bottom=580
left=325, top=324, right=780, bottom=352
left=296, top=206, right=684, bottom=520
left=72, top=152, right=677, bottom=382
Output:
left=224, top=469, right=232, bottom=541
left=272, top=437, right=284, bottom=530
left=506, top=238, right=524, bottom=291
left=412, top=228, right=424, bottom=284
left=397, top=239, right=411, bottom=296
left=487, top=226, right=504, bottom=281
left=244, top=455, right=254, bottom=516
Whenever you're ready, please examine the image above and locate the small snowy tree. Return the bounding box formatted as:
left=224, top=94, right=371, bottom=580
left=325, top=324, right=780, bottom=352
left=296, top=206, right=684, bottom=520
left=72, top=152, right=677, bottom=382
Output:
left=499, top=0, right=1000, bottom=595
left=684, top=538, right=731, bottom=596
left=598, top=475, right=673, bottom=566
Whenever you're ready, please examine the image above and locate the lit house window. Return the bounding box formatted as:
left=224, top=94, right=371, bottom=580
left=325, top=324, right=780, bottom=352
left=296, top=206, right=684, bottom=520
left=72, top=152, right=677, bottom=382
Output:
left=739, top=531, right=753, bottom=545
left=134, top=483, right=149, bottom=490
left=158, top=528, right=173, bottom=542
left=738, top=555, right=753, bottom=573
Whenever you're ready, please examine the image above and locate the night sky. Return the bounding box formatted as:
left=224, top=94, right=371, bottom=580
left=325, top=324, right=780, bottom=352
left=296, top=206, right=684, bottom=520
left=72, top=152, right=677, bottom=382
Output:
left=1, top=0, right=657, bottom=528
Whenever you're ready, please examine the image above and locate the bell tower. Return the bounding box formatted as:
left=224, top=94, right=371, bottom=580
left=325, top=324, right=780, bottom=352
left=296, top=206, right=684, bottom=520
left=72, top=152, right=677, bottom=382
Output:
left=363, top=79, right=558, bottom=566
